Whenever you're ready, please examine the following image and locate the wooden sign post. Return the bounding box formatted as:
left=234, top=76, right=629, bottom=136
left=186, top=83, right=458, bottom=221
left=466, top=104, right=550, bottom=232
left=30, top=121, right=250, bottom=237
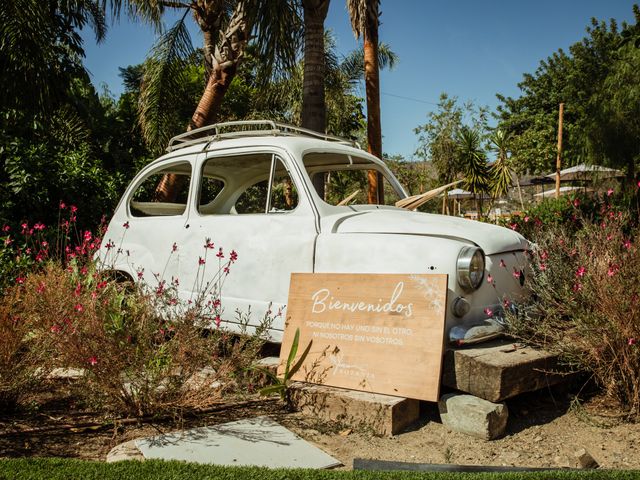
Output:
left=280, top=273, right=448, bottom=402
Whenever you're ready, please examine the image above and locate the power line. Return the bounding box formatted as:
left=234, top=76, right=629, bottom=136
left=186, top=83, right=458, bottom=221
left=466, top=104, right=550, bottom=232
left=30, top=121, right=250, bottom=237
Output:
left=380, top=91, right=440, bottom=106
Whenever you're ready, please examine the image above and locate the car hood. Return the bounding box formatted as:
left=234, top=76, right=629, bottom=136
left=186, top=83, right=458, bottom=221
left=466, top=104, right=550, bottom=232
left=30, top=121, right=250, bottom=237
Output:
left=324, top=208, right=529, bottom=255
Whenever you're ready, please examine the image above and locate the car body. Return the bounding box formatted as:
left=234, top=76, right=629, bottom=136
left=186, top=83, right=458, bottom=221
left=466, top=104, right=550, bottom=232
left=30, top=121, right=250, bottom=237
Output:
left=102, top=121, right=530, bottom=343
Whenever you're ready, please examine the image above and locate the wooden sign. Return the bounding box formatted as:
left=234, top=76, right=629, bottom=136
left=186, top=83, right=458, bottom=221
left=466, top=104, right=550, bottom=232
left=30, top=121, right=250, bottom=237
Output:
left=280, top=273, right=448, bottom=401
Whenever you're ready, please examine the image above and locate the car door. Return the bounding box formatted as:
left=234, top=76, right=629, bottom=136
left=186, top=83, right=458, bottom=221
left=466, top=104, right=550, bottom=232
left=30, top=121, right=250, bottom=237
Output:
left=180, top=149, right=317, bottom=336
left=119, top=159, right=194, bottom=290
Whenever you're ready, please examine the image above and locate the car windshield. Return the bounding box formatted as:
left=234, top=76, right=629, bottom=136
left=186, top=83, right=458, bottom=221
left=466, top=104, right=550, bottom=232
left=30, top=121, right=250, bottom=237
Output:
left=302, top=152, right=404, bottom=207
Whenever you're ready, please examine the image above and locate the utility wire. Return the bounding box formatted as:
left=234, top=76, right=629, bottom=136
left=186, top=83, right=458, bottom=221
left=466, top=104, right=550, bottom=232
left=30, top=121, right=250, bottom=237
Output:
left=381, top=91, right=440, bottom=106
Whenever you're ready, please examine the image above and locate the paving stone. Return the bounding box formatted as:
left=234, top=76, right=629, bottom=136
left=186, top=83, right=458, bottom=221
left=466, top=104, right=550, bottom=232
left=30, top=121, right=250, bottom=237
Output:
left=135, top=416, right=341, bottom=469
left=106, top=439, right=144, bottom=462
left=438, top=393, right=508, bottom=440
left=289, top=382, right=419, bottom=436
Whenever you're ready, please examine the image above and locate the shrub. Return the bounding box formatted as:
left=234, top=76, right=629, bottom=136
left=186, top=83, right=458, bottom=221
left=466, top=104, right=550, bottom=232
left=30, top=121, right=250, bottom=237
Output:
left=508, top=199, right=640, bottom=416
left=1, top=213, right=271, bottom=417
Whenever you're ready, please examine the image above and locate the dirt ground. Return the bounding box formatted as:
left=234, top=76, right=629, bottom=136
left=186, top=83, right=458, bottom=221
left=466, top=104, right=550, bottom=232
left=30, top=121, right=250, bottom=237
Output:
left=1, top=382, right=639, bottom=470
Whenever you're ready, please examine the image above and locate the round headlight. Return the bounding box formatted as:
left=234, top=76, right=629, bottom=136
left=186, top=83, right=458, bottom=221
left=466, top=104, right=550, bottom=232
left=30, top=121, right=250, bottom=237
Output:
left=457, top=246, right=485, bottom=291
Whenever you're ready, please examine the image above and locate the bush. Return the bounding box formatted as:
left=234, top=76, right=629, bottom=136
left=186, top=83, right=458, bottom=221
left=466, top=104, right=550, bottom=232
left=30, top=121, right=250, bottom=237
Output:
left=0, top=214, right=271, bottom=416
left=508, top=199, right=640, bottom=416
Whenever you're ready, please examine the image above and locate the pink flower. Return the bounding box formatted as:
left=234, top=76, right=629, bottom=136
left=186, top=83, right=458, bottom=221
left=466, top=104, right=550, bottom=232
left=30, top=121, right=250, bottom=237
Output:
left=37, top=282, right=46, bottom=293
left=50, top=324, right=62, bottom=333
left=204, top=238, right=215, bottom=249
left=573, top=283, right=582, bottom=292
left=198, top=257, right=206, bottom=265
left=539, top=263, right=547, bottom=271
left=573, top=198, right=580, bottom=207
left=508, top=223, right=518, bottom=231
left=70, top=205, right=78, bottom=213
left=524, top=216, right=530, bottom=223
left=216, top=248, right=224, bottom=259
left=122, top=221, right=130, bottom=229
left=607, top=265, right=618, bottom=277
left=629, top=338, right=636, bottom=346
left=59, top=201, right=66, bottom=209
left=576, top=266, right=586, bottom=277
left=499, top=259, right=507, bottom=268
left=483, top=307, right=494, bottom=318
left=230, top=250, right=238, bottom=262
left=607, top=188, right=614, bottom=196
left=512, top=270, right=521, bottom=279
left=88, top=356, right=98, bottom=366
left=2, top=225, right=10, bottom=232
left=16, top=276, right=25, bottom=285
left=172, top=242, right=178, bottom=252
left=503, top=298, right=511, bottom=308
left=33, top=222, right=45, bottom=231
left=623, top=239, right=632, bottom=249
left=74, top=303, right=84, bottom=313
left=214, top=315, right=221, bottom=328
left=4, top=237, right=12, bottom=246
left=486, top=274, right=494, bottom=284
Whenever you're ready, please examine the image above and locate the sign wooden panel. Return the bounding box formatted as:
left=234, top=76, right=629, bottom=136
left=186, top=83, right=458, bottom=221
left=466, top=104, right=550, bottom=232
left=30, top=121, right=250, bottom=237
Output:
left=280, top=273, right=448, bottom=402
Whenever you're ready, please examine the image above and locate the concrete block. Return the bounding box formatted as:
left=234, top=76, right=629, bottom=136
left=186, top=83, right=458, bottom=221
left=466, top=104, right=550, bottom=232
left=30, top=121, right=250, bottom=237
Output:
left=438, top=393, right=508, bottom=440
left=574, top=448, right=599, bottom=469
left=289, top=382, right=419, bottom=436
left=106, top=439, right=144, bottom=462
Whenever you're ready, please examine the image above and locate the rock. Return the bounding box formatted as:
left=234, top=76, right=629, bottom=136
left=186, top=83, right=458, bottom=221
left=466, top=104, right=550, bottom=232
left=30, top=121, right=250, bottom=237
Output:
left=438, top=393, right=508, bottom=440
left=574, top=448, right=599, bottom=469
left=106, top=439, right=144, bottom=463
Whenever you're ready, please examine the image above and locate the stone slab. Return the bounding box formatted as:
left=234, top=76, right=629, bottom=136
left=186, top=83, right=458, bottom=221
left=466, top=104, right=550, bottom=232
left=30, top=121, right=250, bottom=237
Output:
left=438, top=393, right=508, bottom=440
left=441, top=340, right=569, bottom=403
left=289, top=382, right=419, bottom=436
left=106, top=439, right=144, bottom=463
left=135, top=416, right=341, bottom=469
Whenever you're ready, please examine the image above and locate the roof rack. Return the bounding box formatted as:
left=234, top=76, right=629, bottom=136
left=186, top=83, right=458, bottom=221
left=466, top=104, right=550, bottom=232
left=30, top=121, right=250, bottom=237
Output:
left=166, top=120, right=360, bottom=152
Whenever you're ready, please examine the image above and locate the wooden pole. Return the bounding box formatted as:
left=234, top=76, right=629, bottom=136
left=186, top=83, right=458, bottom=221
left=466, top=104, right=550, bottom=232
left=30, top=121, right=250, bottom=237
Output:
left=555, top=103, right=564, bottom=199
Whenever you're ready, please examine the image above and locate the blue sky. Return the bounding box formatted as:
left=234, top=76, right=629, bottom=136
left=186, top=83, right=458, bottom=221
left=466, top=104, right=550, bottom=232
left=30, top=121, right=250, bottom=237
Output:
left=81, top=1, right=639, bottom=159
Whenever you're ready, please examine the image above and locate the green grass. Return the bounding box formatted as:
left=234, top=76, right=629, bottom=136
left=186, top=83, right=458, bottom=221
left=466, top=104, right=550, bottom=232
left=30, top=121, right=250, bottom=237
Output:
left=0, top=459, right=639, bottom=480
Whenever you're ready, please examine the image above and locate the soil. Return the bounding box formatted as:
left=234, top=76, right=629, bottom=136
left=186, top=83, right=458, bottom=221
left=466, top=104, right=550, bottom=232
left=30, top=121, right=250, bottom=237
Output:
left=1, top=381, right=639, bottom=470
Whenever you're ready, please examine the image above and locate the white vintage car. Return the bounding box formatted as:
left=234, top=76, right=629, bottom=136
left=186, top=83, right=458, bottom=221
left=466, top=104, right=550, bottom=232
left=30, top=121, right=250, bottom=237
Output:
left=103, top=121, right=530, bottom=343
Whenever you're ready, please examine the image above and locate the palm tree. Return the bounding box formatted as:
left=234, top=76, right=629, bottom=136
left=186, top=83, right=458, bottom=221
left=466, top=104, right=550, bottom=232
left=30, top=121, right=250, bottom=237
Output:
left=458, top=126, right=490, bottom=217
left=0, top=0, right=107, bottom=114
left=489, top=129, right=523, bottom=209
left=347, top=0, right=383, bottom=204
left=109, top=0, right=300, bottom=200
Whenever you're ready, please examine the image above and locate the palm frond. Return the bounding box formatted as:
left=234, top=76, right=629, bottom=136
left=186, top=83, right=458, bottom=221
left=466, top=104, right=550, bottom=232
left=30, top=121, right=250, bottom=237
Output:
left=138, top=10, right=195, bottom=152
left=101, top=0, right=165, bottom=30
left=340, top=41, right=398, bottom=83
left=247, top=0, right=302, bottom=83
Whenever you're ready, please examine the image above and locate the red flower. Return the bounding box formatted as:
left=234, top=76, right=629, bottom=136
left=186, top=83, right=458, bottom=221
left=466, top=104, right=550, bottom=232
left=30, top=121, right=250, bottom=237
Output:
left=503, top=298, right=511, bottom=308
left=607, top=265, right=618, bottom=277
left=204, top=238, right=215, bottom=249
left=88, top=356, right=98, bottom=366
left=74, top=303, right=84, bottom=313
left=172, top=242, right=178, bottom=252
left=629, top=338, right=637, bottom=346
left=483, top=307, right=494, bottom=318
left=137, top=270, right=144, bottom=280
left=59, top=201, right=66, bottom=209
left=607, top=188, right=614, bottom=196
left=576, top=266, right=586, bottom=277
left=573, top=198, right=580, bottom=207
left=198, top=257, right=206, bottom=265
left=37, top=282, right=46, bottom=293
left=70, top=205, right=78, bottom=213
left=230, top=250, right=238, bottom=262
left=623, top=239, right=632, bottom=249
left=512, top=270, right=521, bottom=279
left=50, top=324, right=61, bottom=333
left=16, top=276, right=25, bottom=285
left=122, top=221, right=130, bottom=229
left=33, top=222, right=45, bottom=231
left=2, top=225, right=10, bottom=232
left=216, top=248, right=224, bottom=259
left=539, top=263, right=547, bottom=271
left=214, top=315, right=221, bottom=328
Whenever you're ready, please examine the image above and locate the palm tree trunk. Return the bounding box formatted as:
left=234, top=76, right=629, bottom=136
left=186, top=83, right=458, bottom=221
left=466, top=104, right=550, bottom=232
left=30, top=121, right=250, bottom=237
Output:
left=301, top=0, right=330, bottom=198
left=155, top=3, right=251, bottom=202
left=301, top=0, right=329, bottom=133
left=363, top=6, right=383, bottom=204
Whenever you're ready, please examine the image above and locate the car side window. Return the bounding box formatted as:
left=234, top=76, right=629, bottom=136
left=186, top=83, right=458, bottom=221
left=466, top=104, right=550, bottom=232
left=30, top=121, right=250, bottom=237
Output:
left=200, top=153, right=298, bottom=215
left=130, top=162, right=192, bottom=217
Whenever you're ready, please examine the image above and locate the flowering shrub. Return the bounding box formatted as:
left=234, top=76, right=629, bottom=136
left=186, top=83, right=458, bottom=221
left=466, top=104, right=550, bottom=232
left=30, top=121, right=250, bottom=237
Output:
left=503, top=187, right=640, bottom=243
left=0, top=208, right=272, bottom=416
left=508, top=199, right=640, bottom=416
